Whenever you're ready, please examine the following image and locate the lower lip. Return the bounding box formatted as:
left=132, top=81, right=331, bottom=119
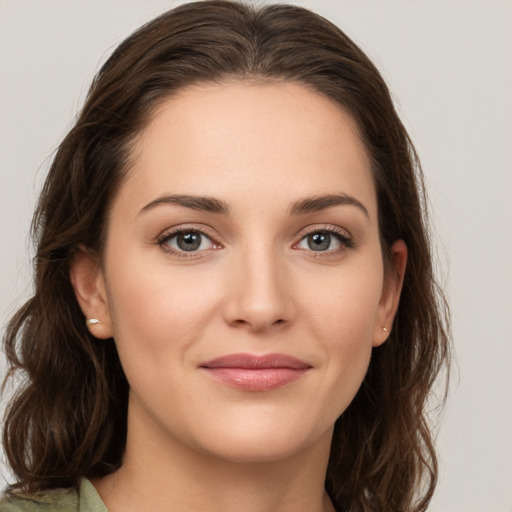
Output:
left=201, top=367, right=309, bottom=391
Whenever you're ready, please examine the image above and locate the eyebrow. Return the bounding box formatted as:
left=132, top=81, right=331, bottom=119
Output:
left=289, top=193, right=369, bottom=218
left=138, top=194, right=230, bottom=216
left=138, top=192, right=369, bottom=219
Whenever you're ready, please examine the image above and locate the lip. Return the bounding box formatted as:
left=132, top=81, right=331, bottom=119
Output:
left=199, top=353, right=312, bottom=391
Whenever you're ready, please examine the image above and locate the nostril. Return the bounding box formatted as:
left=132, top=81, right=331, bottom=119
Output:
left=229, top=316, right=287, bottom=331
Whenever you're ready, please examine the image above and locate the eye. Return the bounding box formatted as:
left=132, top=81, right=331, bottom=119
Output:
left=296, top=229, right=352, bottom=252
left=160, top=229, right=216, bottom=253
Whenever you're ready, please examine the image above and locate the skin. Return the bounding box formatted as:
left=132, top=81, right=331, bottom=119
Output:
left=71, top=81, right=407, bottom=512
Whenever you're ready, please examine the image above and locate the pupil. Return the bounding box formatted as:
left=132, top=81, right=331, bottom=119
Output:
left=308, top=233, right=330, bottom=251
left=177, top=232, right=201, bottom=251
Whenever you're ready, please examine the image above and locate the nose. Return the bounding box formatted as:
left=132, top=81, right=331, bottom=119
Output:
left=222, top=244, right=296, bottom=333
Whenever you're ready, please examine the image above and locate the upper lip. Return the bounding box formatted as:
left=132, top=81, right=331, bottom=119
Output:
left=199, top=353, right=311, bottom=370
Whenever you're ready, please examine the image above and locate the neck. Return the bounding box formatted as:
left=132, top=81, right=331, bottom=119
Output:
left=93, top=401, right=336, bottom=512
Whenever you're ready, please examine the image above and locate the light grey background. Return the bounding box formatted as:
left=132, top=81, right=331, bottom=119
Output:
left=1, top=1, right=511, bottom=511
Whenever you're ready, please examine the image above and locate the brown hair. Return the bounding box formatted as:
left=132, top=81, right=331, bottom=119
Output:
left=2, top=1, right=450, bottom=511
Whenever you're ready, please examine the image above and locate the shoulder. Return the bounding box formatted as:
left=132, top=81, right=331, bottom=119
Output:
left=0, top=486, right=79, bottom=512
left=0, top=479, right=107, bottom=512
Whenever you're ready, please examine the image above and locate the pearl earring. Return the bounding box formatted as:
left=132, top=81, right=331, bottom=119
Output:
left=382, top=327, right=389, bottom=332
left=86, top=318, right=102, bottom=326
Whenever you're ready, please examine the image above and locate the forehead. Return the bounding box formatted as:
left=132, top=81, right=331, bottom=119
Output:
left=119, top=80, right=376, bottom=219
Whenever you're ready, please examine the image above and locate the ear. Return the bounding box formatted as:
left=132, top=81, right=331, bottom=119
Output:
left=373, top=239, right=408, bottom=347
left=70, top=245, right=114, bottom=339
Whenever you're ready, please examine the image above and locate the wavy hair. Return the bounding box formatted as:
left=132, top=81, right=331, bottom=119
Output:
left=2, top=2, right=450, bottom=511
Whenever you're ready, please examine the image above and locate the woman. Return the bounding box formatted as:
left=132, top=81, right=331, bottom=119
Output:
left=0, top=1, right=450, bottom=511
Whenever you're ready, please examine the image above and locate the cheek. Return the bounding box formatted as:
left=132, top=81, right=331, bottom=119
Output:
left=299, top=264, right=382, bottom=407
left=104, top=251, right=223, bottom=365
left=302, top=263, right=382, bottom=344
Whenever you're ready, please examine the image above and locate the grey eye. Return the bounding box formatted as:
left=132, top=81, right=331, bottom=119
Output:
left=307, top=233, right=331, bottom=251
left=165, top=231, right=214, bottom=252
left=177, top=232, right=202, bottom=251
left=297, top=231, right=345, bottom=252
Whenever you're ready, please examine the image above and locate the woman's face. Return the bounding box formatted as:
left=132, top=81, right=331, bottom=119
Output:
left=75, top=81, right=405, bottom=464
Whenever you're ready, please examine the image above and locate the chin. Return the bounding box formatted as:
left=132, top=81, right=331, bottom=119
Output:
left=185, top=412, right=334, bottom=465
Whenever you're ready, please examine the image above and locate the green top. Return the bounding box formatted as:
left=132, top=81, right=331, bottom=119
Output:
left=0, top=478, right=107, bottom=512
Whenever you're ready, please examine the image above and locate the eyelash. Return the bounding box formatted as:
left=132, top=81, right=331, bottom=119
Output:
left=157, top=227, right=220, bottom=258
left=156, top=225, right=354, bottom=258
left=294, top=226, right=355, bottom=255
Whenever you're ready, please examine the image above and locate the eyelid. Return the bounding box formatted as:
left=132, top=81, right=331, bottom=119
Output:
left=293, top=224, right=355, bottom=252
left=297, top=224, right=353, bottom=242
left=156, top=224, right=223, bottom=257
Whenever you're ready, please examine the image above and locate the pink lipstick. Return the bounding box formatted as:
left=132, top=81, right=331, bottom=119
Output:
left=199, top=353, right=311, bottom=391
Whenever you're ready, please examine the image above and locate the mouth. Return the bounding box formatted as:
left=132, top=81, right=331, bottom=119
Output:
left=199, top=353, right=312, bottom=391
